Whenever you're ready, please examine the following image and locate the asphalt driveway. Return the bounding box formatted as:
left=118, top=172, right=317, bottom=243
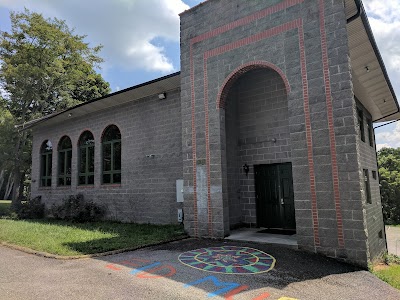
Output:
left=1, top=239, right=399, bottom=300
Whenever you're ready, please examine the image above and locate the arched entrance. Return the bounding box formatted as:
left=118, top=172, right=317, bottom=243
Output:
left=219, top=63, right=295, bottom=232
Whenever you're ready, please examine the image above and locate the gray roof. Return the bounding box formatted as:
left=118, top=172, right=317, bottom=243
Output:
left=18, top=72, right=181, bottom=131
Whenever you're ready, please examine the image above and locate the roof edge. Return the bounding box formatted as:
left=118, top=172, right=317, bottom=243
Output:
left=17, top=71, right=181, bottom=131
left=179, top=0, right=209, bottom=16
left=353, top=0, right=400, bottom=121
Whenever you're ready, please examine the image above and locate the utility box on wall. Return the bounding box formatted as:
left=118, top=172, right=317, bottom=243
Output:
left=176, top=179, right=184, bottom=203
left=178, top=208, right=183, bottom=223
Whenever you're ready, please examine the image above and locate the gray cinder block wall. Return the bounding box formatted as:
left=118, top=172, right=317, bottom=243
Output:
left=355, top=99, right=387, bottom=260
left=29, top=0, right=388, bottom=268
left=180, top=0, right=386, bottom=267
left=225, top=69, right=290, bottom=227
left=31, top=88, right=183, bottom=224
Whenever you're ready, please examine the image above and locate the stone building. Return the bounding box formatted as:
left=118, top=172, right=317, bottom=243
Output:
left=26, top=0, right=399, bottom=267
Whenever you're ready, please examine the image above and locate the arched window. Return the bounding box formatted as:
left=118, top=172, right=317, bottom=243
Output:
left=58, top=136, right=72, bottom=186
left=78, top=131, right=95, bottom=185
left=40, top=140, right=53, bottom=187
left=102, top=125, right=121, bottom=184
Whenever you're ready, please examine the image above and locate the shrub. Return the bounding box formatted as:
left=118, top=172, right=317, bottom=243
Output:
left=385, top=254, right=400, bottom=265
left=50, top=194, right=105, bottom=222
left=17, top=196, right=45, bottom=219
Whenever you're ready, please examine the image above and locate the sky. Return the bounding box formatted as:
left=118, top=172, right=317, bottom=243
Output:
left=0, top=0, right=398, bottom=149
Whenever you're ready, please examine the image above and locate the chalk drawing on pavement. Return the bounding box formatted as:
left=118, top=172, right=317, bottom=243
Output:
left=178, top=246, right=276, bottom=274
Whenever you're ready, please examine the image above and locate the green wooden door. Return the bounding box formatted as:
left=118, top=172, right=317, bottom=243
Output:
left=255, top=163, right=295, bottom=229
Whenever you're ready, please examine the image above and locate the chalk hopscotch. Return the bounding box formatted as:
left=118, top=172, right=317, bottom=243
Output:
left=178, top=246, right=276, bottom=274
left=105, top=247, right=298, bottom=300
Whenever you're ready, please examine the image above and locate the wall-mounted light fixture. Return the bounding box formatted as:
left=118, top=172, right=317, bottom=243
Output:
left=158, top=92, right=166, bottom=100
left=243, top=164, right=250, bottom=177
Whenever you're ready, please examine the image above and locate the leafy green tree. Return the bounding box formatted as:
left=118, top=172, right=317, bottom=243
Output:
left=0, top=9, right=111, bottom=206
left=0, top=102, right=16, bottom=199
left=378, top=147, right=400, bottom=224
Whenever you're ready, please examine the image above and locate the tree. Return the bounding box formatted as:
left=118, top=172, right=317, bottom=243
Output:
left=378, top=147, right=400, bottom=224
left=0, top=102, right=17, bottom=199
left=0, top=9, right=111, bottom=206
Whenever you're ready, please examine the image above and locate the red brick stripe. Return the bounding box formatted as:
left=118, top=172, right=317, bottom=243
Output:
left=203, top=21, right=299, bottom=238
left=209, top=20, right=320, bottom=246
left=204, top=19, right=320, bottom=246
left=203, top=58, right=213, bottom=237
left=188, top=0, right=342, bottom=251
left=189, top=0, right=308, bottom=239
left=191, top=0, right=304, bottom=45
left=216, top=61, right=291, bottom=110
left=298, top=21, right=320, bottom=247
left=190, top=43, right=199, bottom=237
left=204, top=20, right=300, bottom=59
left=318, top=0, right=344, bottom=248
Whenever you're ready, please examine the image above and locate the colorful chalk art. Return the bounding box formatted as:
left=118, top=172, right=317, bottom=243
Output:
left=178, top=246, right=276, bottom=274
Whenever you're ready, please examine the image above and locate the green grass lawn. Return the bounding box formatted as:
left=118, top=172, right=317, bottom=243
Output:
left=0, top=219, right=185, bottom=256
left=373, top=264, right=400, bottom=290
left=0, top=200, right=11, bottom=216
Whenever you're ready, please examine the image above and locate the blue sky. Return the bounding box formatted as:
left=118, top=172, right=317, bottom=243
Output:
left=0, top=0, right=399, bottom=149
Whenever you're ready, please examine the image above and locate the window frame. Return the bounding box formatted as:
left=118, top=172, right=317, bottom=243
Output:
left=363, top=169, right=371, bottom=204
left=367, top=118, right=374, bottom=147
left=357, top=108, right=365, bottom=142
left=58, top=136, right=72, bottom=187
left=78, top=131, right=95, bottom=186
left=40, top=140, right=53, bottom=187
left=102, top=125, right=121, bottom=185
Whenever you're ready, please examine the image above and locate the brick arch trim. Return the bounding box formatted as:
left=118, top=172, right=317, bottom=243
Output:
left=216, top=61, right=291, bottom=110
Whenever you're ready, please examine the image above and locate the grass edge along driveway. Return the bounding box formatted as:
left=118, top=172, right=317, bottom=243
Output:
left=0, top=218, right=185, bottom=256
left=372, top=264, right=400, bottom=290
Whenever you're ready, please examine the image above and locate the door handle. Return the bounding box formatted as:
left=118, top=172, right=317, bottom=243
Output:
left=281, top=198, right=284, bottom=205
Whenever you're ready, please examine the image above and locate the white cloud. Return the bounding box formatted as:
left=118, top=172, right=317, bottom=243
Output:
left=364, top=1, right=400, bottom=94
left=364, top=2, right=400, bottom=148
left=0, top=0, right=189, bottom=73
left=376, top=143, right=392, bottom=151
left=376, top=122, right=400, bottom=149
